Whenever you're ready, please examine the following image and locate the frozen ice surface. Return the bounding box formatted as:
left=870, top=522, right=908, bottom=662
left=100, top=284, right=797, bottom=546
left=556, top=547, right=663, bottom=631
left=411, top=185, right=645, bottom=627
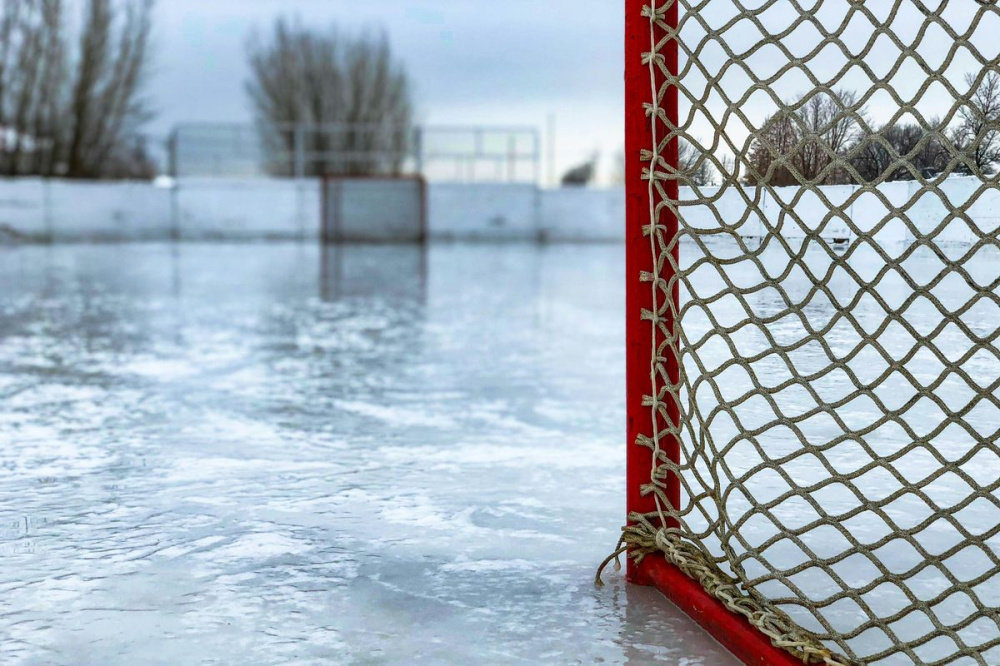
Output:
left=0, top=244, right=736, bottom=665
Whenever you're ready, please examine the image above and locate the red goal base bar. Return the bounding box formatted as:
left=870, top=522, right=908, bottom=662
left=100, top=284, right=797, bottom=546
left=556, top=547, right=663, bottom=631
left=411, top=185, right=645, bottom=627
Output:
left=631, top=555, right=805, bottom=666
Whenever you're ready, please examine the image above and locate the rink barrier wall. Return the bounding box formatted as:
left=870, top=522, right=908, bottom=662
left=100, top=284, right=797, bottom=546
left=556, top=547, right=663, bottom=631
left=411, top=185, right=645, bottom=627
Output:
left=0, top=176, right=995, bottom=243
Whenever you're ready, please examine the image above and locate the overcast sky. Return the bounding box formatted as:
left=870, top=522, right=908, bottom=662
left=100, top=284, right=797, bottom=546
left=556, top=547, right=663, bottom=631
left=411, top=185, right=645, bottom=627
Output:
left=150, top=1, right=994, bottom=184
left=152, top=0, right=625, bottom=183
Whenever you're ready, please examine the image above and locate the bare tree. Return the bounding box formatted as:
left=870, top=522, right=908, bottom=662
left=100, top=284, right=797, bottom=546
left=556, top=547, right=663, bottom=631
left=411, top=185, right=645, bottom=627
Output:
left=678, top=139, right=715, bottom=187
left=851, top=120, right=950, bottom=183
left=953, top=71, right=1000, bottom=175
left=745, top=110, right=800, bottom=186
left=31, top=0, right=67, bottom=176
left=246, top=18, right=414, bottom=177
left=793, top=90, right=863, bottom=183
left=0, top=0, right=154, bottom=179
left=0, top=0, right=67, bottom=176
left=65, top=0, right=155, bottom=179
left=745, top=90, right=864, bottom=186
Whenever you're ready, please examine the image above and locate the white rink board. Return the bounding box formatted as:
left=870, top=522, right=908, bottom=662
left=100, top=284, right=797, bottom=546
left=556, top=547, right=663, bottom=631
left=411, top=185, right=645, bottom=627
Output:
left=678, top=177, right=1000, bottom=245
left=0, top=176, right=995, bottom=244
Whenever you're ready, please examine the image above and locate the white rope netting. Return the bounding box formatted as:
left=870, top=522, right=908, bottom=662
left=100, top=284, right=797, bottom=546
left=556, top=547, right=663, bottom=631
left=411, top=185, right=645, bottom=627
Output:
left=626, top=1, right=1000, bottom=664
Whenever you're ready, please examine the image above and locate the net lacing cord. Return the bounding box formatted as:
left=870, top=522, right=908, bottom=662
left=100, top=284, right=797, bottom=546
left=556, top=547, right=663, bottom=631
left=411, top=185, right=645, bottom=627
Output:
left=597, top=2, right=851, bottom=660
left=599, top=1, right=1000, bottom=665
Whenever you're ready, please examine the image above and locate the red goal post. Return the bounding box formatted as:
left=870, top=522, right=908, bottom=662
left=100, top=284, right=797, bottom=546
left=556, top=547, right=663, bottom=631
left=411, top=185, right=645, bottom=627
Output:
left=624, top=2, right=811, bottom=664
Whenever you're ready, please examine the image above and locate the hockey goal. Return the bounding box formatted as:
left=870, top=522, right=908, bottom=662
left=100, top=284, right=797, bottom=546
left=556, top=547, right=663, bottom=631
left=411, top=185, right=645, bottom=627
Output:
left=611, top=1, right=1000, bottom=665
left=321, top=175, right=427, bottom=243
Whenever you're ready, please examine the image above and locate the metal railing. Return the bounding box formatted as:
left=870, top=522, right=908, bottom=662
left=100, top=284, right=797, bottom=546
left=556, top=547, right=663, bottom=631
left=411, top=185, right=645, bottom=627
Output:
left=166, top=122, right=541, bottom=183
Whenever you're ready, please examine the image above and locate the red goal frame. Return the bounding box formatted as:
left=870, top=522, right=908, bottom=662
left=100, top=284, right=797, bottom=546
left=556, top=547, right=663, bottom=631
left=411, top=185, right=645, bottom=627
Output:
left=623, top=2, right=803, bottom=664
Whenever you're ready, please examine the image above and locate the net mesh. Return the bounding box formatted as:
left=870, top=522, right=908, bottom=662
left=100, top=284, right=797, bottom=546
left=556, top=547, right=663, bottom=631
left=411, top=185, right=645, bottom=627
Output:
left=628, top=1, right=1000, bottom=664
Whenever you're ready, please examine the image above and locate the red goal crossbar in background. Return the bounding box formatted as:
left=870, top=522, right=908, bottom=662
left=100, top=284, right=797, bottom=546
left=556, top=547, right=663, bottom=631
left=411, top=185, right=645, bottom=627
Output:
left=623, top=2, right=806, bottom=665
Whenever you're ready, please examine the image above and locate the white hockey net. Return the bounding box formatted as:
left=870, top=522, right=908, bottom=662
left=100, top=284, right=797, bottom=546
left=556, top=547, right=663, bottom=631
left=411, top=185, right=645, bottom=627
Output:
left=626, top=1, right=1000, bottom=664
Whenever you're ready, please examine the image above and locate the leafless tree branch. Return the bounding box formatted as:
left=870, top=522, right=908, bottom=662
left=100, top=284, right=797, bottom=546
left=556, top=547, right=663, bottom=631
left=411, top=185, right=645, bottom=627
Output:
left=246, top=18, right=414, bottom=177
left=0, top=0, right=154, bottom=179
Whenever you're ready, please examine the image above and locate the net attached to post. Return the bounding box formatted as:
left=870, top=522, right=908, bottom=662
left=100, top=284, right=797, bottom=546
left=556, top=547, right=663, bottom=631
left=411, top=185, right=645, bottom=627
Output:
left=620, top=1, right=1000, bottom=664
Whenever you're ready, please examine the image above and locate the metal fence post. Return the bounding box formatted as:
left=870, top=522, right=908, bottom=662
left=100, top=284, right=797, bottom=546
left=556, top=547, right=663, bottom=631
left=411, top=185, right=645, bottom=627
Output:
left=167, top=129, right=178, bottom=178
left=294, top=124, right=306, bottom=179
left=413, top=126, right=424, bottom=176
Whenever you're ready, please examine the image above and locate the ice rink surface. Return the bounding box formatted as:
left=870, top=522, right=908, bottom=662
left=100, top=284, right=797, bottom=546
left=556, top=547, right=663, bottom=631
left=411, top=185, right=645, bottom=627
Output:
left=0, top=243, right=737, bottom=665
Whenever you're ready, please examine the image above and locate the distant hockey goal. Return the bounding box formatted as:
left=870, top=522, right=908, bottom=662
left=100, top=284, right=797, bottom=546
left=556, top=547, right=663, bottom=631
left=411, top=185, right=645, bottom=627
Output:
left=321, top=175, right=427, bottom=243
left=613, top=1, right=1000, bottom=665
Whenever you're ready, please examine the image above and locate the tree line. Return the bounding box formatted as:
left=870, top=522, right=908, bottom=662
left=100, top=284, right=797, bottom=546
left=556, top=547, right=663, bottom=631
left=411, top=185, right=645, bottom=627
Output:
left=0, top=5, right=416, bottom=180
left=743, top=72, right=1000, bottom=187
left=643, top=72, right=1000, bottom=190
